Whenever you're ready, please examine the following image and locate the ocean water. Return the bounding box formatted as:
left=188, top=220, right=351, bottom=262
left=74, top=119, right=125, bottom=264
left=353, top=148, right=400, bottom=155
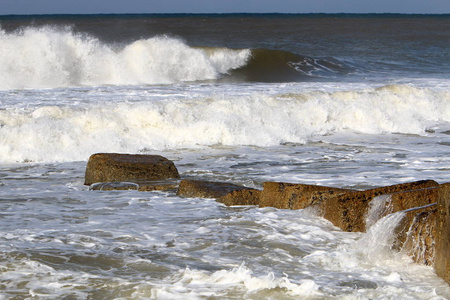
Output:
left=0, top=14, right=449, bottom=299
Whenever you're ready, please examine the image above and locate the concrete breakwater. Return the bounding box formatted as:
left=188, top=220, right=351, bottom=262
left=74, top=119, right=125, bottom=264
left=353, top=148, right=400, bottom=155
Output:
left=85, top=153, right=449, bottom=284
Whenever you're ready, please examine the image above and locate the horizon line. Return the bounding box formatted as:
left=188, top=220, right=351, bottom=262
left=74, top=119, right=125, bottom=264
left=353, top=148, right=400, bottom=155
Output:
left=1, top=12, right=449, bottom=18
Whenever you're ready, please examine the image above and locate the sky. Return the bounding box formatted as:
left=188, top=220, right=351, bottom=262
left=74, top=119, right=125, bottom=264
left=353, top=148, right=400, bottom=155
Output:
left=0, top=0, right=449, bottom=15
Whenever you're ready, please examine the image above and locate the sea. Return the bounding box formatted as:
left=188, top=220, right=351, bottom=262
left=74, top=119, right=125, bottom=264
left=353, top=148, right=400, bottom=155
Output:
left=0, top=13, right=449, bottom=299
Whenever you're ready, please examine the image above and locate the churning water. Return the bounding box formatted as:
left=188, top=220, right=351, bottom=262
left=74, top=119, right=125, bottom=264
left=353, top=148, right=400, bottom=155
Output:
left=0, top=14, right=449, bottom=299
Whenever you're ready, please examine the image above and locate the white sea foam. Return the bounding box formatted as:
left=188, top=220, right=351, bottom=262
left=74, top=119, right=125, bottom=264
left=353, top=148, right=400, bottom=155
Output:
left=0, top=26, right=250, bottom=89
left=0, top=83, right=449, bottom=163
left=146, top=264, right=321, bottom=299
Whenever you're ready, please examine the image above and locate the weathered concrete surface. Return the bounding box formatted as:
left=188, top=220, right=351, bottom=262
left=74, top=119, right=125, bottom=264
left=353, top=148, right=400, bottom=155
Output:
left=396, top=205, right=437, bottom=267
left=389, top=187, right=439, bottom=214
left=365, top=187, right=439, bottom=229
left=320, top=180, right=439, bottom=232
left=435, top=183, right=450, bottom=284
left=137, top=180, right=179, bottom=192
left=177, top=180, right=254, bottom=199
left=84, top=153, right=180, bottom=185
left=259, top=182, right=352, bottom=210
left=218, top=189, right=261, bottom=206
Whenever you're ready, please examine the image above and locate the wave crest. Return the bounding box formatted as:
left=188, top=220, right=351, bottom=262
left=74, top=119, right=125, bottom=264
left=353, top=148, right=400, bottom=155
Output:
left=1, top=84, right=448, bottom=163
left=0, top=26, right=250, bottom=89
left=0, top=26, right=353, bottom=89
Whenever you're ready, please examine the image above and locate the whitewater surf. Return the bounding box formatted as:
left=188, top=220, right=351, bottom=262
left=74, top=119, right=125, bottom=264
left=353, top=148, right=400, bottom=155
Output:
left=0, top=14, right=449, bottom=299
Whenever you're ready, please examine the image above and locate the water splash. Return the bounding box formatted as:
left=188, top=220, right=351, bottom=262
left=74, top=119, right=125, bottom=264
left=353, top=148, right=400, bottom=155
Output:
left=365, top=194, right=393, bottom=230
left=354, top=212, right=406, bottom=262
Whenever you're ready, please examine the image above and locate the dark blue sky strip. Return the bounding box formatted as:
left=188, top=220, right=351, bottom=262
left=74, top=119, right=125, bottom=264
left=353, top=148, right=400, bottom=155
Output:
left=0, top=0, right=449, bottom=15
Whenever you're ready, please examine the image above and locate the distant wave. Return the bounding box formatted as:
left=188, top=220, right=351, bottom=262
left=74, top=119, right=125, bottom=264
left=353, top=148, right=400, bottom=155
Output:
left=0, top=26, right=350, bottom=89
left=1, top=84, right=448, bottom=163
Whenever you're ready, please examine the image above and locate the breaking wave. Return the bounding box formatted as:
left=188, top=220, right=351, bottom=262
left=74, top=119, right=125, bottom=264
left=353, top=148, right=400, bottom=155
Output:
left=1, top=84, right=449, bottom=163
left=0, top=26, right=349, bottom=89
left=0, top=26, right=250, bottom=89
